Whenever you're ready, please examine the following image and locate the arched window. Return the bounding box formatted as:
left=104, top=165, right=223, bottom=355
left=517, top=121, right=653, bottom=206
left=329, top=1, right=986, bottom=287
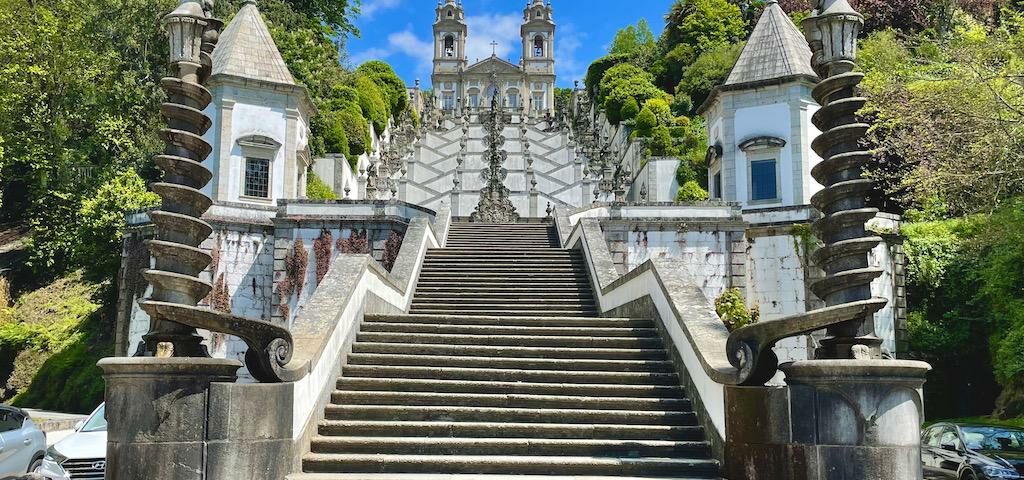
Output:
left=447, top=8, right=454, bottom=17
left=443, top=35, right=455, bottom=58
left=533, top=35, right=544, bottom=58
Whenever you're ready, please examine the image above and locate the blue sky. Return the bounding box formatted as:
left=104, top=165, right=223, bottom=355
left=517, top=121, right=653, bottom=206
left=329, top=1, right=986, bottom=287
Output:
left=347, top=0, right=675, bottom=89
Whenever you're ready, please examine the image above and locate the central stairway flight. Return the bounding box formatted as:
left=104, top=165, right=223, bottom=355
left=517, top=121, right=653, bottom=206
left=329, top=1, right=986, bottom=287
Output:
left=293, top=223, right=721, bottom=479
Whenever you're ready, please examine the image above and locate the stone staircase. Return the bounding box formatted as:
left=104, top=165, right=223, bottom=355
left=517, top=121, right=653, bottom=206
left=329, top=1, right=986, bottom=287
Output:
left=294, top=223, right=720, bottom=479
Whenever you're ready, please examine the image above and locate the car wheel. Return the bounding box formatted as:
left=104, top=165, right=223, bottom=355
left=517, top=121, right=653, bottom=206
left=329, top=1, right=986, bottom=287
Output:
left=28, top=456, right=43, bottom=473
left=961, top=471, right=977, bottom=480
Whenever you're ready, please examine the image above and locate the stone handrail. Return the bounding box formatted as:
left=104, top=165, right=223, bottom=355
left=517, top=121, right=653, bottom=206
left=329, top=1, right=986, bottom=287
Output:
left=285, top=204, right=448, bottom=441
left=564, top=218, right=735, bottom=438
left=563, top=215, right=895, bottom=438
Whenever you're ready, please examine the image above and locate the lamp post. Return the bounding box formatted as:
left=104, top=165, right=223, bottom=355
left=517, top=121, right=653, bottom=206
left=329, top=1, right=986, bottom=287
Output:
left=801, top=0, right=884, bottom=360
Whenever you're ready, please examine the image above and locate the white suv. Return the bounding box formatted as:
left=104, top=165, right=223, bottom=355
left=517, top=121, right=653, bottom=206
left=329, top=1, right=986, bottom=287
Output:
left=35, top=404, right=105, bottom=480
left=0, top=405, right=46, bottom=477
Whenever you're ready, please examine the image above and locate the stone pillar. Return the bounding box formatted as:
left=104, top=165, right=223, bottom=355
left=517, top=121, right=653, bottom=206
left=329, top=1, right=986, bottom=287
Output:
left=99, top=358, right=240, bottom=480
left=726, top=360, right=929, bottom=480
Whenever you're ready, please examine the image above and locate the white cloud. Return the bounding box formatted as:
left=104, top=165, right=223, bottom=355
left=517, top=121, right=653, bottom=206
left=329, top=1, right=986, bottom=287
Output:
left=359, top=0, right=402, bottom=20
left=555, top=23, right=587, bottom=87
left=349, top=26, right=434, bottom=80
left=464, top=13, right=522, bottom=64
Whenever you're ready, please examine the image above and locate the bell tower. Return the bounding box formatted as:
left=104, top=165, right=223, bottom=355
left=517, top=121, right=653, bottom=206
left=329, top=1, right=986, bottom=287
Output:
left=432, top=0, right=468, bottom=111
left=521, top=0, right=556, bottom=112
left=433, top=0, right=467, bottom=76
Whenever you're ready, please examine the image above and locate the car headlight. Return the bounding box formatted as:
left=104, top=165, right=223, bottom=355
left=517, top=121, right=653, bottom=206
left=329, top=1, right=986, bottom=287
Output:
left=44, top=446, right=67, bottom=465
left=982, top=465, right=1022, bottom=479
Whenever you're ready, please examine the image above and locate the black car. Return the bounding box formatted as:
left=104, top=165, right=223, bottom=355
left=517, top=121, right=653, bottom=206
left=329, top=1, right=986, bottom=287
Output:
left=922, top=422, right=1024, bottom=479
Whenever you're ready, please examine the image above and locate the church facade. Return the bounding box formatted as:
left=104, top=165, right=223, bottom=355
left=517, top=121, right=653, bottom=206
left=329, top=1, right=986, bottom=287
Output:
left=431, top=0, right=556, bottom=113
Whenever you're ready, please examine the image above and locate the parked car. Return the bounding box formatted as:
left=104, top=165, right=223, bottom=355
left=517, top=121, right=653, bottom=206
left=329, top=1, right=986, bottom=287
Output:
left=923, top=422, right=1024, bottom=479
left=35, top=404, right=105, bottom=480
left=0, top=405, right=45, bottom=477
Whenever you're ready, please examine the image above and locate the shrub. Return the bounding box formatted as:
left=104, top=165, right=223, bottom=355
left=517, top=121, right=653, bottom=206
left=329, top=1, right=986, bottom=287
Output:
left=353, top=75, right=389, bottom=134
left=634, top=107, right=657, bottom=135
left=649, top=125, right=674, bottom=156
left=620, top=97, right=640, bottom=122
left=75, top=170, right=160, bottom=281
left=676, top=180, right=710, bottom=202
left=599, top=64, right=653, bottom=104
left=356, top=61, right=408, bottom=116
left=306, top=171, right=336, bottom=200
left=338, top=110, right=371, bottom=157
left=669, top=126, right=687, bottom=138
left=677, top=42, right=745, bottom=113
left=715, top=288, right=759, bottom=331
left=320, top=112, right=350, bottom=157
left=643, top=98, right=674, bottom=126
left=604, top=82, right=671, bottom=125
left=584, top=53, right=635, bottom=97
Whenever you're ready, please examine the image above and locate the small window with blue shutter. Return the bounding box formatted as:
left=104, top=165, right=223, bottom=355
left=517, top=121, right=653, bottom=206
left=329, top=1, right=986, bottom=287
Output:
left=750, top=159, right=778, bottom=201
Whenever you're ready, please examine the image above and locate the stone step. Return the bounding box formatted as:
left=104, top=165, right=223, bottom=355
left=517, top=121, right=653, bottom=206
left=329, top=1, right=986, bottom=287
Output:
left=411, top=290, right=595, bottom=299
left=416, top=271, right=588, bottom=278
left=354, top=333, right=658, bottom=349
left=405, top=307, right=602, bottom=317
left=335, top=377, right=683, bottom=398
left=359, top=323, right=651, bottom=338
left=351, top=342, right=668, bottom=360
left=421, top=261, right=585, bottom=268
left=290, top=473, right=717, bottom=480
left=309, top=437, right=710, bottom=457
left=302, top=454, right=718, bottom=477
left=427, top=250, right=574, bottom=257
left=406, top=310, right=600, bottom=318
left=346, top=353, right=674, bottom=372
left=323, top=405, right=697, bottom=426
left=412, top=284, right=592, bottom=292
left=341, top=365, right=679, bottom=385
left=417, top=267, right=588, bottom=275
left=409, top=300, right=596, bottom=309
left=330, top=391, right=690, bottom=411
left=317, top=420, right=705, bottom=441
left=363, top=314, right=651, bottom=328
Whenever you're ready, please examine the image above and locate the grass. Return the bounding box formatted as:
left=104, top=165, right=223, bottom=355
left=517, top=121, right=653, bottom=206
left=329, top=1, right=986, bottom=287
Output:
left=0, top=271, right=111, bottom=413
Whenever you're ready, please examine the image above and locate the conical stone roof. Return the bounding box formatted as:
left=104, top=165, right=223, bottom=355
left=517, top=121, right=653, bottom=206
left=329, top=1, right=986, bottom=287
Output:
left=724, top=0, right=817, bottom=87
left=212, top=0, right=295, bottom=85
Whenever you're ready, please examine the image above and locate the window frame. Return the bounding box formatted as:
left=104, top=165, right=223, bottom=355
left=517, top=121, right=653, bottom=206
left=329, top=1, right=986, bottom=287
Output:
left=237, top=135, right=280, bottom=204
left=747, top=154, right=781, bottom=204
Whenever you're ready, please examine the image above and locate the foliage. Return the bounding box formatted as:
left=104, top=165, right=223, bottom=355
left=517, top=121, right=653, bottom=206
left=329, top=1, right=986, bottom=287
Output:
left=653, top=0, right=746, bottom=91
left=609, top=19, right=657, bottom=57
left=0, top=272, right=109, bottom=413
left=554, top=87, right=574, bottom=117
left=620, top=98, right=640, bottom=122
left=353, top=75, right=390, bottom=134
left=336, top=229, right=370, bottom=255
left=313, top=229, right=333, bottom=284
left=600, top=65, right=672, bottom=124
left=76, top=170, right=160, bottom=280
left=306, top=171, right=336, bottom=200
left=715, top=288, right=759, bottom=331
left=355, top=61, right=408, bottom=118
left=338, top=110, right=372, bottom=157
left=382, top=231, right=403, bottom=272
left=643, top=98, right=675, bottom=126
left=860, top=15, right=1024, bottom=215
left=649, top=126, right=674, bottom=156
left=677, top=42, right=745, bottom=113
left=676, top=180, right=710, bottom=202
left=584, top=53, right=637, bottom=98
left=634, top=107, right=658, bottom=136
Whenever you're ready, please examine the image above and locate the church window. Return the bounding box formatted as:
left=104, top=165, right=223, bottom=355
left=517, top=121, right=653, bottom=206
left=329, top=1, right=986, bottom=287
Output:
left=507, top=91, right=519, bottom=108
left=534, top=35, right=545, bottom=57
left=532, top=93, right=544, bottom=111
left=713, top=171, right=723, bottom=199
left=443, top=35, right=455, bottom=58
left=244, top=158, right=270, bottom=198
left=442, top=93, right=455, bottom=111
left=750, top=159, right=778, bottom=202
left=447, top=9, right=454, bottom=17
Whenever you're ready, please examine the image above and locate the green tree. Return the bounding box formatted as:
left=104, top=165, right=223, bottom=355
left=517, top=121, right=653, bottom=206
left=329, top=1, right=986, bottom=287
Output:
left=353, top=75, right=390, bottom=134
left=676, top=41, right=744, bottom=113
left=356, top=61, right=409, bottom=118
left=620, top=98, right=640, bottom=122
left=609, top=19, right=657, bottom=56
left=653, top=0, right=746, bottom=91
left=634, top=107, right=658, bottom=136
left=76, top=170, right=160, bottom=280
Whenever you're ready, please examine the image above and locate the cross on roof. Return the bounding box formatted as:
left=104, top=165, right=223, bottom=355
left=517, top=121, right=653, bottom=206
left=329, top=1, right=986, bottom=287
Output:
left=490, top=41, right=498, bottom=56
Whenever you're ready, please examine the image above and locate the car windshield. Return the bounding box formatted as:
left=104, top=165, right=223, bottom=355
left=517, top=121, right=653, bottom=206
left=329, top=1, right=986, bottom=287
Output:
left=80, top=404, right=106, bottom=433
left=961, top=426, right=1024, bottom=452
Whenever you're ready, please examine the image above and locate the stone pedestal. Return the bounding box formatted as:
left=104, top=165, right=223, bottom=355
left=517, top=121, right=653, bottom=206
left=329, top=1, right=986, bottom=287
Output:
left=726, top=360, right=930, bottom=480
left=99, top=357, right=240, bottom=480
